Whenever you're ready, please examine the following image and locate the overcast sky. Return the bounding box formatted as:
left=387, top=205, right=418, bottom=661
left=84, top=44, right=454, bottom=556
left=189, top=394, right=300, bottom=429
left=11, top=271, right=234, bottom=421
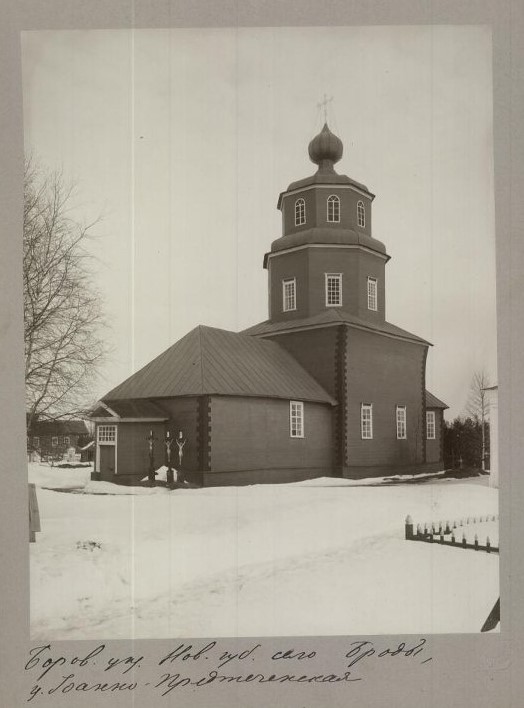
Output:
left=21, top=26, right=496, bottom=420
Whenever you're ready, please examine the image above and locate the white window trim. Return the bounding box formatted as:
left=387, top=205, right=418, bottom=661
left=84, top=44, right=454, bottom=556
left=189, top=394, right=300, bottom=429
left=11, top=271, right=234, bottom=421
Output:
left=361, top=403, right=373, bottom=440
left=290, top=401, right=304, bottom=439
left=63, top=436, right=70, bottom=446
left=357, top=200, right=365, bottom=228
left=295, top=198, right=306, bottom=226
left=282, top=277, right=297, bottom=312
left=51, top=437, right=58, bottom=447
left=96, top=424, right=118, bottom=475
left=367, top=276, right=378, bottom=311
left=327, top=194, right=341, bottom=223
left=396, top=405, right=407, bottom=440
left=426, top=411, right=436, bottom=440
left=325, top=273, right=342, bottom=307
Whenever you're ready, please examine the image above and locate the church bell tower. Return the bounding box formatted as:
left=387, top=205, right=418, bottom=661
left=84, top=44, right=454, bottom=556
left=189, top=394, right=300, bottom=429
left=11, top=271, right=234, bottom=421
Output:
left=265, top=123, right=390, bottom=325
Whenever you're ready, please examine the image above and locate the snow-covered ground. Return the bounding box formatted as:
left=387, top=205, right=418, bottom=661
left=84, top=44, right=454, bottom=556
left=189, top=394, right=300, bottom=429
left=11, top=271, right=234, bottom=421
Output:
left=29, top=462, right=499, bottom=640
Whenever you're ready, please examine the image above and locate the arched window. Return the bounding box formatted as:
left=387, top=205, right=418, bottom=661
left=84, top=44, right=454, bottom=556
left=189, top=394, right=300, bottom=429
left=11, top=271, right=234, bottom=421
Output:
left=357, top=200, right=365, bottom=228
left=327, top=195, right=340, bottom=223
left=295, top=198, right=306, bottom=226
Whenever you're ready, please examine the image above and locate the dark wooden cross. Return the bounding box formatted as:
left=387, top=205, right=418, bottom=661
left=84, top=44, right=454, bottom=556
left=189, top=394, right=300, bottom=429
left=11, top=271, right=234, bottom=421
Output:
left=146, top=429, right=157, bottom=483
left=165, top=431, right=175, bottom=488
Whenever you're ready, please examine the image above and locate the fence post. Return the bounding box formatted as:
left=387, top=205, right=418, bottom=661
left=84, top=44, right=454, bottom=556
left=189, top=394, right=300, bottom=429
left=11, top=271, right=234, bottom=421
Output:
left=451, top=533, right=456, bottom=545
left=486, top=536, right=491, bottom=553
left=462, top=533, right=467, bottom=548
left=405, top=515, right=414, bottom=540
left=474, top=533, right=479, bottom=550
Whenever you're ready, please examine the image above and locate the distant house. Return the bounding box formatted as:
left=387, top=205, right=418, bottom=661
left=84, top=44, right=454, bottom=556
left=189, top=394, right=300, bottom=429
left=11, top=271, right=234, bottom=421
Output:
left=89, top=122, right=448, bottom=487
left=27, top=420, right=92, bottom=462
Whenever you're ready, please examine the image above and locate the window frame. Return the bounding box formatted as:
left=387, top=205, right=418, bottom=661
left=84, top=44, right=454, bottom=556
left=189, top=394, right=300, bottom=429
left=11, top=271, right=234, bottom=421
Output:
left=97, top=424, right=117, bottom=444
left=290, top=401, right=304, bottom=439
left=325, top=273, right=342, bottom=307
left=294, top=198, right=306, bottom=226
left=282, top=277, right=297, bottom=312
left=51, top=437, right=58, bottom=447
left=361, top=403, right=373, bottom=440
left=367, top=276, right=378, bottom=311
left=63, top=436, right=70, bottom=446
left=396, top=405, right=407, bottom=440
left=357, top=200, right=365, bottom=228
left=426, top=411, right=436, bottom=440
left=327, top=194, right=341, bottom=223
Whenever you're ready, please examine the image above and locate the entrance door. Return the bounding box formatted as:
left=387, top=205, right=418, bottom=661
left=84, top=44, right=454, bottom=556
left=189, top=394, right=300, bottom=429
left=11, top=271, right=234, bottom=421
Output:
left=99, top=445, right=116, bottom=480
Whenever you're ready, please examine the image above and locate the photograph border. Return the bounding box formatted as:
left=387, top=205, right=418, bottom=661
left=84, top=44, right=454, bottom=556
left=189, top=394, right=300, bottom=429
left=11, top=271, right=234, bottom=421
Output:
left=1, top=1, right=523, bottom=706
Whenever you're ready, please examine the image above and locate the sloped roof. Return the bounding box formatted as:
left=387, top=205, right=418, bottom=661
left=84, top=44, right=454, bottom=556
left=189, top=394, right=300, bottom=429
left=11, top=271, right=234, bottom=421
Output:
left=425, top=390, right=448, bottom=409
left=91, top=400, right=169, bottom=420
left=243, top=309, right=430, bottom=346
left=267, top=226, right=387, bottom=260
left=103, top=326, right=336, bottom=405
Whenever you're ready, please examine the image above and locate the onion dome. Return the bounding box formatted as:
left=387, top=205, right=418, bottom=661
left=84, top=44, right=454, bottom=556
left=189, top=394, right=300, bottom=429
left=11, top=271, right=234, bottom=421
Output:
left=308, top=123, right=343, bottom=170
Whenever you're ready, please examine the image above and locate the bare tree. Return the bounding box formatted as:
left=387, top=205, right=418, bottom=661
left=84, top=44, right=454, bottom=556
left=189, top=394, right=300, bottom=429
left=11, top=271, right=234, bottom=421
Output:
left=464, top=369, right=491, bottom=470
left=24, top=159, right=106, bottom=431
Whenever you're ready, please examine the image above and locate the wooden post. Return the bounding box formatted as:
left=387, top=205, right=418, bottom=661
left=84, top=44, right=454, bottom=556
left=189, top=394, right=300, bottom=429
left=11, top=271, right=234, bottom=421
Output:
left=474, top=533, right=479, bottom=550
left=28, top=483, right=41, bottom=543
left=462, top=533, right=467, bottom=548
left=405, top=515, right=414, bottom=540
left=451, top=533, right=456, bottom=545
left=486, top=536, right=491, bottom=553
left=445, top=520, right=451, bottom=534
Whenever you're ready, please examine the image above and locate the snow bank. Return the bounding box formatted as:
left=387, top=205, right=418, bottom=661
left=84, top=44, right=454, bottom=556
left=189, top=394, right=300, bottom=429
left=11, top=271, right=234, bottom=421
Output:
left=30, top=476, right=499, bottom=640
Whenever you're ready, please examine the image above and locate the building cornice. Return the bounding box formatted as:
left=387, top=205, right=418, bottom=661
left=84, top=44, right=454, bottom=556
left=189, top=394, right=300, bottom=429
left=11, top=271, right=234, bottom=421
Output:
left=263, top=242, right=390, bottom=269
left=254, top=320, right=431, bottom=348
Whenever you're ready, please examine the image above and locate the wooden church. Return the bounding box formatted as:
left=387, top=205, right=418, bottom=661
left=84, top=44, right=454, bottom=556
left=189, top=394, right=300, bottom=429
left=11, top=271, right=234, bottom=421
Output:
left=90, top=123, right=447, bottom=486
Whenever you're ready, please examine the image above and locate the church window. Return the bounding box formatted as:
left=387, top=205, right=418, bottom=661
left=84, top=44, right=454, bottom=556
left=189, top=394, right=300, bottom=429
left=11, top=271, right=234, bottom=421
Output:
left=325, top=273, right=342, bottom=306
left=98, top=425, right=116, bottom=444
left=282, top=278, right=296, bottom=312
left=367, top=277, right=377, bottom=311
left=361, top=404, right=373, bottom=439
left=357, top=200, right=365, bottom=227
left=290, top=401, right=304, bottom=438
left=295, top=198, right=306, bottom=226
left=327, top=195, right=340, bottom=222
left=426, top=411, right=436, bottom=440
left=396, top=406, right=407, bottom=439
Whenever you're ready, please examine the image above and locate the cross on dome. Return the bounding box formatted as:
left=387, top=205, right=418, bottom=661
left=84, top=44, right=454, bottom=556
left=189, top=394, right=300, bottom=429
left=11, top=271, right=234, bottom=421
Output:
left=317, top=94, right=334, bottom=123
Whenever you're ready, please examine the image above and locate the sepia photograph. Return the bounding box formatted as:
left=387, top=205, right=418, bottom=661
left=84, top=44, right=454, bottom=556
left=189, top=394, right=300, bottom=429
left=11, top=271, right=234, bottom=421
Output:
left=22, top=25, right=499, bottom=642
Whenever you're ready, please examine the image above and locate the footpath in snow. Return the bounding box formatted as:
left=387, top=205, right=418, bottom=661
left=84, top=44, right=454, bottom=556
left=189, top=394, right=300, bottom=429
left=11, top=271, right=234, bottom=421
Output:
left=29, top=463, right=499, bottom=640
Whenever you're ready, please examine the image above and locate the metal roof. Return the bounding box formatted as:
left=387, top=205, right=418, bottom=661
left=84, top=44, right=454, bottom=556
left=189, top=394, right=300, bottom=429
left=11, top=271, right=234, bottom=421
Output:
left=425, top=390, right=448, bottom=409
left=96, top=400, right=169, bottom=420
left=243, top=309, right=431, bottom=346
left=103, top=325, right=336, bottom=405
